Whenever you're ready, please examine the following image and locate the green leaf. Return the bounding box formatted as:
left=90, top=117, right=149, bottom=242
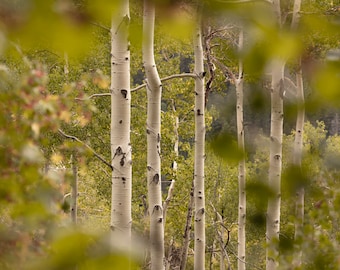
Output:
left=210, top=132, right=244, bottom=162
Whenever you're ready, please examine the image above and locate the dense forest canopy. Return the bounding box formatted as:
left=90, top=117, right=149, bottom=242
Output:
left=0, top=0, right=340, bottom=269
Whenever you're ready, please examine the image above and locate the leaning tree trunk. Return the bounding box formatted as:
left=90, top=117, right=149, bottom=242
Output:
left=236, top=29, right=246, bottom=270
left=180, top=180, right=194, bottom=270
left=143, top=1, right=165, bottom=269
left=291, top=0, right=304, bottom=267
left=110, top=0, right=132, bottom=242
left=193, top=13, right=206, bottom=270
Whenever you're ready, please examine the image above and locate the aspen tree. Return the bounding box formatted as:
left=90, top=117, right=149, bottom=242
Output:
left=266, top=1, right=285, bottom=269
left=193, top=9, right=206, bottom=270
left=236, top=29, right=246, bottom=270
left=266, top=59, right=285, bottom=269
left=143, top=0, right=165, bottom=269
left=110, top=0, right=132, bottom=241
left=291, top=0, right=304, bottom=267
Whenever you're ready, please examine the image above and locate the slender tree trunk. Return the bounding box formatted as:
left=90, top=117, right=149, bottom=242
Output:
left=266, top=1, right=285, bottom=268
left=71, top=154, right=78, bottom=224
left=110, top=0, right=132, bottom=242
left=292, top=58, right=305, bottom=268
left=143, top=1, right=165, bottom=269
left=163, top=101, right=178, bottom=228
left=236, top=29, right=246, bottom=270
left=291, top=0, right=304, bottom=267
left=180, top=180, right=195, bottom=270
left=193, top=11, right=206, bottom=270
left=266, top=59, right=285, bottom=270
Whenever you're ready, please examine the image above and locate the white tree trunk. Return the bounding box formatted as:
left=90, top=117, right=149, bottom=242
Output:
left=266, top=59, right=285, bottom=270
left=143, top=1, right=165, bottom=269
left=194, top=15, right=206, bottom=270
left=180, top=180, right=194, bottom=270
left=292, top=59, right=305, bottom=268
left=236, top=29, right=246, bottom=270
left=163, top=101, right=178, bottom=228
left=266, top=1, right=285, bottom=268
left=110, top=0, right=132, bottom=242
left=291, top=1, right=304, bottom=267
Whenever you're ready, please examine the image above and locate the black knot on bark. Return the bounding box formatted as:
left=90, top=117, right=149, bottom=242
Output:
left=120, top=157, right=125, bottom=166
left=153, top=173, right=160, bottom=184
left=121, top=89, right=128, bottom=99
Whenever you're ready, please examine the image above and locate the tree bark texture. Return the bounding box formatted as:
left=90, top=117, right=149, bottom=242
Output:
left=291, top=0, right=304, bottom=267
left=266, top=1, right=285, bottom=268
left=194, top=15, right=206, bottom=270
left=236, top=29, right=246, bottom=270
left=143, top=1, right=165, bottom=269
left=163, top=102, right=178, bottom=228
left=110, top=0, right=132, bottom=240
left=180, top=180, right=194, bottom=270
left=292, top=59, right=305, bottom=268
left=266, top=59, right=285, bottom=270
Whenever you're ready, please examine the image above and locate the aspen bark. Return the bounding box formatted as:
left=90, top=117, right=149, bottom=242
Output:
left=194, top=14, right=206, bottom=270
left=292, top=59, right=305, bottom=267
left=266, top=1, right=285, bottom=268
left=266, top=59, right=285, bottom=270
left=291, top=0, right=304, bottom=267
left=110, top=0, right=132, bottom=241
left=163, top=102, right=178, bottom=228
left=143, top=1, right=165, bottom=269
left=180, top=181, right=194, bottom=270
left=236, top=29, right=246, bottom=270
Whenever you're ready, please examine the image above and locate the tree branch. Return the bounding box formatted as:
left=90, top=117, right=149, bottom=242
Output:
left=131, top=73, right=198, bottom=92
left=75, top=73, right=198, bottom=101
left=58, top=129, right=113, bottom=171
left=90, top=21, right=110, bottom=32
left=212, top=56, right=237, bottom=83
left=163, top=179, right=175, bottom=228
left=75, top=93, right=111, bottom=101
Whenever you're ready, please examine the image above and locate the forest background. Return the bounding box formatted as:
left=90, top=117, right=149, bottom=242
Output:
left=0, top=0, right=340, bottom=269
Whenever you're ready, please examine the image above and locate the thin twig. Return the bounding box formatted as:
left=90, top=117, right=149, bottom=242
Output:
left=131, top=73, right=198, bottom=92
left=90, top=21, right=110, bottom=32
left=212, top=56, right=237, bottom=83
left=75, top=93, right=111, bottom=101
left=75, top=73, right=198, bottom=101
left=163, top=180, right=176, bottom=228
left=58, top=129, right=113, bottom=171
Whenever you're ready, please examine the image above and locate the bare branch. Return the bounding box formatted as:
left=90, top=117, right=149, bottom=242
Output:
left=209, top=202, right=232, bottom=269
left=212, top=56, right=237, bottom=83
left=90, top=21, right=110, bottom=32
left=75, top=93, right=111, bottom=101
left=163, top=180, right=176, bottom=228
left=58, top=129, right=113, bottom=171
left=131, top=73, right=198, bottom=92
left=75, top=73, right=198, bottom=101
